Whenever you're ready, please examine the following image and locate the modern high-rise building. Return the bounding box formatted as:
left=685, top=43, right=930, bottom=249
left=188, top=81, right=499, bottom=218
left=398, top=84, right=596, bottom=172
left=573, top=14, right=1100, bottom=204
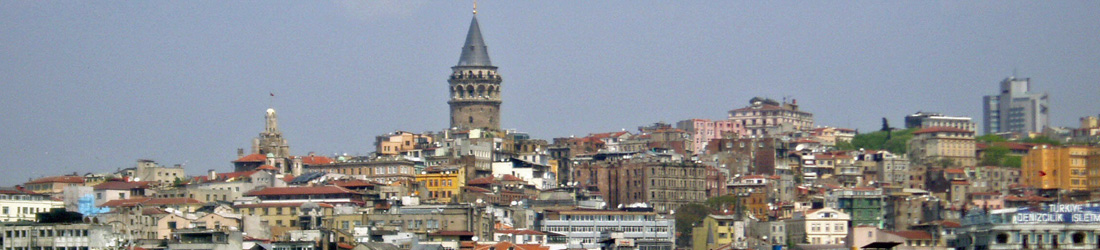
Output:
left=982, top=77, right=1049, bottom=135
left=448, top=12, right=502, bottom=131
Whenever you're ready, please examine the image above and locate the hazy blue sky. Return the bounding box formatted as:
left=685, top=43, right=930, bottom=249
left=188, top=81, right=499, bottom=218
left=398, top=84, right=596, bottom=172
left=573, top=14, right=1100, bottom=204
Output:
left=1, top=1, right=1098, bottom=185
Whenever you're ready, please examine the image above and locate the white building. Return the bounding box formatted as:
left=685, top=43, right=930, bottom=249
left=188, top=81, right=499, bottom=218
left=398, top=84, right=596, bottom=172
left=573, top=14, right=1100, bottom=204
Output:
left=905, top=112, right=977, bottom=132
left=0, top=187, right=64, bottom=222
left=541, top=209, right=675, bottom=250
left=786, top=207, right=850, bottom=245
left=0, top=223, right=114, bottom=250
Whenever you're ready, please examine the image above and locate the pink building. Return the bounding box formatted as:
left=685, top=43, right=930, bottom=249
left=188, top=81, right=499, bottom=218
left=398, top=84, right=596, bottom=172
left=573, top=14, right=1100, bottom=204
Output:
left=969, top=191, right=1005, bottom=210
left=677, top=119, right=744, bottom=154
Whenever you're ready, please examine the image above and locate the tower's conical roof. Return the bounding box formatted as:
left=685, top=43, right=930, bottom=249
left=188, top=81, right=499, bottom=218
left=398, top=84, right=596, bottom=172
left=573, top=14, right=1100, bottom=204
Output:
left=456, top=16, right=492, bottom=67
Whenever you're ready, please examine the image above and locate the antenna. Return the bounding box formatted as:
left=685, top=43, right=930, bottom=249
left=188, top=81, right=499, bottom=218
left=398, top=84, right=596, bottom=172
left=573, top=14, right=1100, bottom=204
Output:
left=269, top=92, right=275, bottom=110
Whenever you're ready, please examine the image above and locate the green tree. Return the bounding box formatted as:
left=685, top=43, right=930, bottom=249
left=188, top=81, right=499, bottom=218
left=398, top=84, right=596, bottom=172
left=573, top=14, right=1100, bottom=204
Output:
left=980, top=145, right=1010, bottom=166
left=704, top=195, right=739, bottom=210
left=1004, top=156, right=1023, bottom=168
left=1021, top=136, right=1062, bottom=146
left=674, top=203, right=710, bottom=247
left=976, top=134, right=1007, bottom=143
left=937, top=158, right=956, bottom=168
left=846, top=128, right=917, bottom=154
left=674, top=195, right=747, bottom=247
left=834, top=140, right=856, bottom=151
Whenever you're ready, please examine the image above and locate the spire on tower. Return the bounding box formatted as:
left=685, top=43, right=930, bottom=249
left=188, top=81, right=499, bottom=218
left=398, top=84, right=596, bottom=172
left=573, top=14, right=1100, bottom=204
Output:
left=456, top=11, right=492, bottom=67
left=473, top=0, right=477, bottom=15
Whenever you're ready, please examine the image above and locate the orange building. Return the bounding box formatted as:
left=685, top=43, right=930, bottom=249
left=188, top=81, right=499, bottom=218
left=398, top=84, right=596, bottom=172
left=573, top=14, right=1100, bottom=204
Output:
left=1085, top=147, right=1100, bottom=192
left=1022, top=145, right=1091, bottom=191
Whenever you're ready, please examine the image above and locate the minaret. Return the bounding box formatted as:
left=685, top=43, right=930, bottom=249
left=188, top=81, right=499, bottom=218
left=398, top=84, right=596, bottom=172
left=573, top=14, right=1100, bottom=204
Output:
left=448, top=8, right=502, bottom=131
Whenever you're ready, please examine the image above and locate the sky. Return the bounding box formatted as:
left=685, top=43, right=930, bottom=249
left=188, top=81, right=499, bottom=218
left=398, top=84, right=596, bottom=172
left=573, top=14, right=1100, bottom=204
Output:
left=1, top=1, right=1098, bottom=185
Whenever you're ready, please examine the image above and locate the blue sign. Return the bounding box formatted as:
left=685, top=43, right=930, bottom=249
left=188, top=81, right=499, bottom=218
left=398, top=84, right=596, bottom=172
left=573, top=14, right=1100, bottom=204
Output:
left=1013, top=204, right=1100, bottom=224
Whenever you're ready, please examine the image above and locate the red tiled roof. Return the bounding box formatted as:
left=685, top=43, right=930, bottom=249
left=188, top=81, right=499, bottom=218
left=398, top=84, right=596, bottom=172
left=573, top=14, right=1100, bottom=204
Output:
left=1005, top=195, right=1053, bottom=202
left=501, top=174, right=524, bottom=182
left=944, top=168, right=965, bottom=174
left=463, top=186, right=492, bottom=193
left=234, top=202, right=334, bottom=208
left=233, top=153, right=266, bottom=163
left=938, top=220, right=961, bottom=228
left=0, top=187, right=39, bottom=195
left=889, top=230, right=932, bottom=240
left=913, top=126, right=973, bottom=135
left=93, top=181, right=153, bottom=190
left=977, top=142, right=1036, bottom=151
left=337, top=243, right=354, bottom=250
left=468, top=176, right=496, bottom=185
left=244, top=186, right=356, bottom=196
left=255, top=165, right=279, bottom=171
left=26, top=176, right=85, bottom=185
left=282, top=174, right=296, bottom=182
left=950, top=180, right=970, bottom=185
left=300, top=155, right=335, bottom=165
left=588, top=131, right=630, bottom=139
left=142, top=207, right=169, bottom=215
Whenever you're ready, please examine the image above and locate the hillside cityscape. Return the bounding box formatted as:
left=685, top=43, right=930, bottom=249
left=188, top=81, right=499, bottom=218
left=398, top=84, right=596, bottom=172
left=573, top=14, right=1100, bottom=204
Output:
left=5, top=4, right=1100, bottom=250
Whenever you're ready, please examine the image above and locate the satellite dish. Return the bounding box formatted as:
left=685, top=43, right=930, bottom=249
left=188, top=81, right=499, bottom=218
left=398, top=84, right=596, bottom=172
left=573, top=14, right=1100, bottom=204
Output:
left=795, top=144, right=806, bottom=151
left=669, top=209, right=675, bottom=215
left=471, top=236, right=479, bottom=242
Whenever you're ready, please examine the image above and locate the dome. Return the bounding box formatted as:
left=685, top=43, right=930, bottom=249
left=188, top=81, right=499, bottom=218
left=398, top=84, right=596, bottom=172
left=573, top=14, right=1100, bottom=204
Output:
left=266, top=108, right=275, bottom=115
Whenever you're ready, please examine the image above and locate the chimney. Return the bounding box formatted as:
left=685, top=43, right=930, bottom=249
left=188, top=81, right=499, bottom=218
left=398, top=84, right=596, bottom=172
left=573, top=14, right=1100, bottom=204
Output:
left=208, top=169, right=217, bottom=181
left=237, top=148, right=245, bottom=157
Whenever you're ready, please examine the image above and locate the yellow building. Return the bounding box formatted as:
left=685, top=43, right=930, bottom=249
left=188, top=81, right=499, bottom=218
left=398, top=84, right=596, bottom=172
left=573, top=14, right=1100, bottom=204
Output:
left=415, top=165, right=466, bottom=203
left=548, top=159, right=559, bottom=177
left=1022, top=145, right=1091, bottom=191
left=376, top=131, right=433, bottom=156
left=1086, top=147, right=1100, bottom=191
left=234, top=202, right=335, bottom=240
left=692, top=213, right=745, bottom=250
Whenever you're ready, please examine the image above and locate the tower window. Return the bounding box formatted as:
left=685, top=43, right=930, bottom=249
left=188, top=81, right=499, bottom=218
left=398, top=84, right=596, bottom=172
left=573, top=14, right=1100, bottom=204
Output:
left=469, top=116, right=474, bottom=123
